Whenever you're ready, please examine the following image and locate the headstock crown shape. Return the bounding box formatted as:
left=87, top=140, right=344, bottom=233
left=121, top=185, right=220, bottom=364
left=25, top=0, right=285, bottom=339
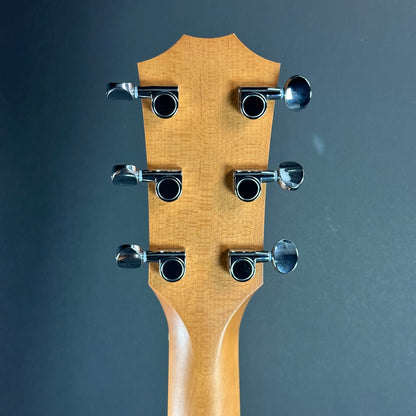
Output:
left=107, top=34, right=311, bottom=416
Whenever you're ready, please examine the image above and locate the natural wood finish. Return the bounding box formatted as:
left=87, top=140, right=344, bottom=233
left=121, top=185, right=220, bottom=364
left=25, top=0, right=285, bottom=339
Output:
left=138, top=34, right=280, bottom=416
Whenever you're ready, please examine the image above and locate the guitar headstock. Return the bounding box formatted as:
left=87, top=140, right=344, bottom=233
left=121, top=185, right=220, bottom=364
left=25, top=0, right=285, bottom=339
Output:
left=107, top=34, right=311, bottom=414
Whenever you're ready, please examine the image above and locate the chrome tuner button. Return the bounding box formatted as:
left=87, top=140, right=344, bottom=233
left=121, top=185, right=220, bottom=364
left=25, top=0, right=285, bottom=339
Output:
left=277, top=161, right=304, bottom=191
left=270, top=239, right=299, bottom=274
left=106, top=82, right=137, bottom=100
left=106, top=82, right=179, bottom=118
left=111, top=165, right=140, bottom=185
left=234, top=161, right=304, bottom=202
left=239, top=75, right=311, bottom=119
left=283, top=76, right=312, bottom=111
left=228, top=239, right=298, bottom=281
left=116, top=244, right=186, bottom=281
left=116, top=244, right=144, bottom=268
left=111, top=165, right=182, bottom=202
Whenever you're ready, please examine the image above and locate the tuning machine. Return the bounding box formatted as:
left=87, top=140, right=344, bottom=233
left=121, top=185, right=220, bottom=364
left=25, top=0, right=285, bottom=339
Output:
left=112, top=165, right=182, bottom=202
left=228, top=240, right=298, bottom=281
left=116, top=244, right=186, bottom=281
left=239, top=75, right=311, bottom=119
left=234, top=161, right=303, bottom=202
left=106, top=82, right=179, bottom=118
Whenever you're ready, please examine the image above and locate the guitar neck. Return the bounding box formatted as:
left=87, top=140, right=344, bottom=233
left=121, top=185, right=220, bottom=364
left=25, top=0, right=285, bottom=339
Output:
left=157, top=290, right=252, bottom=415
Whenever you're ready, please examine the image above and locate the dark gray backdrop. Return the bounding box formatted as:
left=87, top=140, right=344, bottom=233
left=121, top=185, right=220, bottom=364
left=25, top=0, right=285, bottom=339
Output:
left=2, top=0, right=415, bottom=415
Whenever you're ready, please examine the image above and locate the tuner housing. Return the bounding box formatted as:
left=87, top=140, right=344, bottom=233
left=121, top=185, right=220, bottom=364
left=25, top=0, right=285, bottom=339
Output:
left=112, top=165, right=183, bottom=202
left=234, top=162, right=304, bottom=202
left=228, top=240, right=298, bottom=281
left=106, top=83, right=179, bottom=118
left=116, top=244, right=186, bottom=282
left=239, top=75, right=312, bottom=119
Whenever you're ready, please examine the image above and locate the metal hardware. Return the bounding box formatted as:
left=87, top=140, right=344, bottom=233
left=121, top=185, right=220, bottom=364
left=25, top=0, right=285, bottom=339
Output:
left=111, top=165, right=182, bottom=202
left=234, top=161, right=304, bottom=202
left=239, top=75, right=311, bottom=119
left=106, top=82, right=179, bottom=118
left=228, top=239, right=298, bottom=281
left=116, top=244, right=186, bottom=282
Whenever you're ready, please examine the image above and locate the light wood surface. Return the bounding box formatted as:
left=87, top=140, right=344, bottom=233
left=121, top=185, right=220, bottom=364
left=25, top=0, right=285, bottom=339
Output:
left=138, top=34, right=280, bottom=416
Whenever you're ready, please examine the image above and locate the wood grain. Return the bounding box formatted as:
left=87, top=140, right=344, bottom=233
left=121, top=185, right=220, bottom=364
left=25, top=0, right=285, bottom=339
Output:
left=137, top=34, right=280, bottom=416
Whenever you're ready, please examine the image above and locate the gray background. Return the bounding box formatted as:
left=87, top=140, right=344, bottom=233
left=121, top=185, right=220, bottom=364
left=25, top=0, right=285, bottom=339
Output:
left=1, top=0, right=415, bottom=415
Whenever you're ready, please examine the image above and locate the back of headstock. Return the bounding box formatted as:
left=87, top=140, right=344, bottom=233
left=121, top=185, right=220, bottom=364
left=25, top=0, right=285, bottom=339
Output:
left=107, top=34, right=311, bottom=416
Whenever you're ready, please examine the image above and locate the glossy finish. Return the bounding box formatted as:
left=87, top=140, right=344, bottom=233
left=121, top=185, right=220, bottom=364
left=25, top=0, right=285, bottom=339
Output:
left=106, top=83, right=179, bottom=118
left=116, top=244, right=144, bottom=268
left=111, top=164, right=140, bottom=185
left=239, top=75, right=311, bottom=119
left=116, top=244, right=186, bottom=281
left=234, top=161, right=304, bottom=201
left=277, top=161, right=304, bottom=191
left=106, top=82, right=137, bottom=100
left=283, top=75, right=312, bottom=111
left=228, top=239, right=298, bottom=281
left=111, top=165, right=182, bottom=202
left=270, top=239, right=298, bottom=273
